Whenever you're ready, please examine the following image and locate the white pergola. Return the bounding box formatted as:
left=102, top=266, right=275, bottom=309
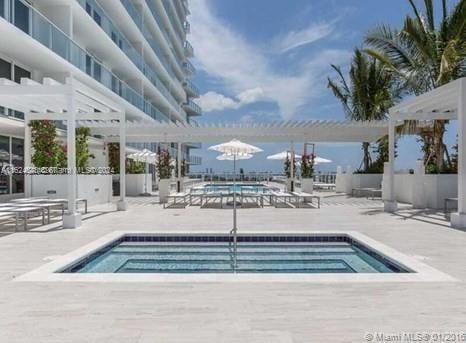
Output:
left=85, top=119, right=389, bottom=192
left=0, top=77, right=128, bottom=228
left=386, top=77, right=466, bottom=228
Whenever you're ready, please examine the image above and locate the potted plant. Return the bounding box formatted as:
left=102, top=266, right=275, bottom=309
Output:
left=156, top=148, right=173, bottom=202
left=284, top=155, right=296, bottom=191
left=300, top=153, right=315, bottom=193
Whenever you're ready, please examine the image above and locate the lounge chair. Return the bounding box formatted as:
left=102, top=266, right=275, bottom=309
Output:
left=240, top=191, right=263, bottom=208
left=164, top=192, right=190, bottom=208
left=270, top=191, right=296, bottom=208
left=200, top=192, right=224, bottom=208
left=292, top=191, right=321, bottom=208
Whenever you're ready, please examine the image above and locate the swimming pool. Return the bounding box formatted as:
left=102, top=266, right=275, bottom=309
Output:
left=61, top=234, right=410, bottom=274
left=200, top=183, right=268, bottom=194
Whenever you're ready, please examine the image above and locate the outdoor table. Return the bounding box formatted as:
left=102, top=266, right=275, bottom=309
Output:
left=0, top=206, right=46, bottom=231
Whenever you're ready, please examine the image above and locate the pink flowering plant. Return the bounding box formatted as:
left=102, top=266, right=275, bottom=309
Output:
left=301, top=153, right=315, bottom=178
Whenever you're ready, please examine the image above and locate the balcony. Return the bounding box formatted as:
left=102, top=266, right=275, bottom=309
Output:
left=186, top=142, right=202, bottom=149
left=183, top=21, right=190, bottom=34
left=0, top=0, right=169, bottom=123
left=182, top=80, right=199, bottom=98
left=184, top=40, right=194, bottom=57
left=187, top=155, right=202, bottom=165
left=78, top=0, right=183, bottom=117
left=182, top=61, right=195, bottom=77
left=183, top=99, right=202, bottom=116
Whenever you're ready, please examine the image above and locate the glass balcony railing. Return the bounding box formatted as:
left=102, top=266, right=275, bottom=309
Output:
left=183, top=21, right=190, bottom=34
left=119, top=0, right=184, bottom=113
left=161, top=0, right=185, bottom=43
left=183, top=99, right=202, bottom=116
left=187, top=155, right=202, bottom=165
left=121, top=0, right=182, bottom=76
left=182, top=61, right=195, bottom=77
left=0, top=0, right=170, bottom=122
left=182, top=80, right=199, bottom=98
left=184, top=40, right=193, bottom=57
left=144, top=0, right=185, bottom=73
left=77, top=0, right=182, bottom=115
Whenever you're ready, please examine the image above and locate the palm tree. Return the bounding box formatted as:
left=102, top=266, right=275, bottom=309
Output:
left=365, top=0, right=466, bottom=171
left=328, top=49, right=397, bottom=171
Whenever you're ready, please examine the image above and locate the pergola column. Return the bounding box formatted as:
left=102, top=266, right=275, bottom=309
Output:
left=63, top=93, right=81, bottom=228
left=24, top=113, right=32, bottom=197
left=177, top=142, right=182, bottom=192
left=117, top=113, right=128, bottom=211
left=289, top=142, right=295, bottom=192
left=383, top=118, right=397, bottom=212
left=451, top=78, right=466, bottom=228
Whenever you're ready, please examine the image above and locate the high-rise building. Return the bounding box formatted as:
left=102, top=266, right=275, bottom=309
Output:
left=0, top=0, right=201, bottom=198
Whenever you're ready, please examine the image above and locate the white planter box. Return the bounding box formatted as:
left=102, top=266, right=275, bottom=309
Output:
left=383, top=173, right=457, bottom=209
left=352, top=174, right=383, bottom=189
left=335, top=173, right=346, bottom=193
left=158, top=179, right=171, bottom=203
left=301, top=178, right=313, bottom=193
left=126, top=174, right=152, bottom=196
left=29, top=174, right=112, bottom=205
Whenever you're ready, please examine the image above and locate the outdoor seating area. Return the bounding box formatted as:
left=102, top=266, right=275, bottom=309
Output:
left=0, top=197, right=88, bottom=231
left=163, top=183, right=322, bottom=210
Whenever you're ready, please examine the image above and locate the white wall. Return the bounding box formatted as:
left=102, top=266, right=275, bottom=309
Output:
left=30, top=175, right=112, bottom=205
left=383, top=173, right=457, bottom=209
left=126, top=174, right=152, bottom=196
left=352, top=174, right=383, bottom=189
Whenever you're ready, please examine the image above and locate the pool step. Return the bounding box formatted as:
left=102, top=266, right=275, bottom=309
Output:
left=117, top=259, right=354, bottom=273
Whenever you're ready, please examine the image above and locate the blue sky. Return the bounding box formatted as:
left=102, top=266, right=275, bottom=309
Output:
left=188, top=0, right=458, bottom=173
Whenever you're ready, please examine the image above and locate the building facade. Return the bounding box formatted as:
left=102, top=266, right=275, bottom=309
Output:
left=0, top=0, right=201, bottom=197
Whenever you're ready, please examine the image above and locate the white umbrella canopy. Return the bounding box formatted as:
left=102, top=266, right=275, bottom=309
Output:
left=216, top=153, right=253, bottom=161
left=209, top=139, right=263, bottom=155
left=314, top=156, right=332, bottom=165
left=266, top=151, right=302, bottom=160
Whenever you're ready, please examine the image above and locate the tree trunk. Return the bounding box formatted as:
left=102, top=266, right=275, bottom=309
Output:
left=434, top=121, right=447, bottom=172
left=362, top=142, right=371, bottom=171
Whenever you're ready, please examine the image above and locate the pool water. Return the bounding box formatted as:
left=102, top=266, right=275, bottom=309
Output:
left=62, top=235, right=410, bottom=274
left=201, top=184, right=268, bottom=193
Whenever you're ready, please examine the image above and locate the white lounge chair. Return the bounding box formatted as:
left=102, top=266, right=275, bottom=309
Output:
left=270, top=191, right=296, bottom=208
left=292, top=191, right=321, bottom=208
left=200, top=192, right=224, bottom=208
left=164, top=192, right=190, bottom=208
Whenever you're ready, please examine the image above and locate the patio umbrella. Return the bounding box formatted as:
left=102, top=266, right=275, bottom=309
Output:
left=209, top=140, right=262, bottom=270
left=266, top=151, right=302, bottom=160
left=216, top=153, right=253, bottom=161
left=127, top=149, right=157, bottom=194
left=314, top=156, right=332, bottom=165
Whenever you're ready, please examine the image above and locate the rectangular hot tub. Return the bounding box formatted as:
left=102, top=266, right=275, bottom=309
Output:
left=61, top=234, right=410, bottom=274
left=16, top=231, right=454, bottom=283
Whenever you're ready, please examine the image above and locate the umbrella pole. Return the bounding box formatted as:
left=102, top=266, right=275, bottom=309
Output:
left=233, top=154, right=238, bottom=270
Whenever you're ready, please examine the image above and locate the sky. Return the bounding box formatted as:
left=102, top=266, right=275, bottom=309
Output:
left=187, top=0, right=459, bottom=174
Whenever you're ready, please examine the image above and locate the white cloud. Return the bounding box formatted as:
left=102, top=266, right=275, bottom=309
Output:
left=274, top=22, right=336, bottom=53
left=198, top=87, right=264, bottom=112
left=189, top=0, right=350, bottom=119
left=197, top=91, right=239, bottom=112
